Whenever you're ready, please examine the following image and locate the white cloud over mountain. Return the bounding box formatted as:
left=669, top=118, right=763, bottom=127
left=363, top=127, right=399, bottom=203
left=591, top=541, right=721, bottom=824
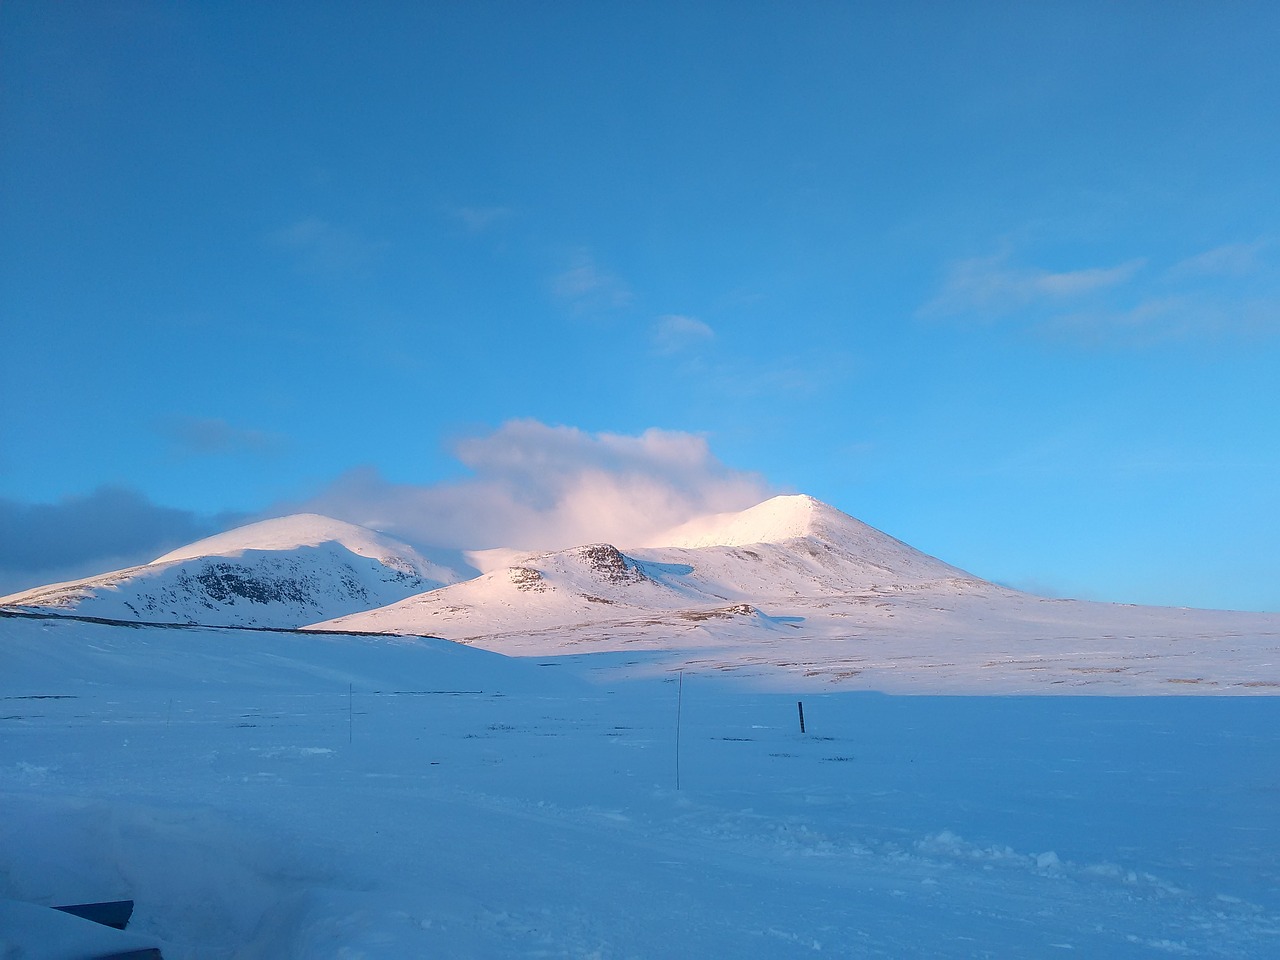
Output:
left=0, top=422, right=769, bottom=595
left=296, top=419, right=772, bottom=553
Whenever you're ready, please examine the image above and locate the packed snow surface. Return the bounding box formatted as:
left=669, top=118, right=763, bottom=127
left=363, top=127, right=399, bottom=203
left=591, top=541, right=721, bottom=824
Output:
left=3, top=611, right=1279, bottom=958
left=0, top=514, right=458, bottom=629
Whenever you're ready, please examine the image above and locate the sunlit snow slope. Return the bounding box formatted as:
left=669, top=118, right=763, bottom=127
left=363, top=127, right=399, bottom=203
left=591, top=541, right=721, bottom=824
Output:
left=312, top=495, right=1280, bottom=693
left=0, top=514, right=459, bottom=629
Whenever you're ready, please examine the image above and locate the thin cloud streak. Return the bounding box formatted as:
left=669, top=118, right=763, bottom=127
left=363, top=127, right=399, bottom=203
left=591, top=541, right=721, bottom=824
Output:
left=1166, top=240, right=1269, bottom=280
left=269, top=217, right=388, bottom=274
left=1044, top=295, right=1280, bottom=346
left=551, top=250, right=632, bottom=314
left=923, top=240, right=1280, bottom=344
left=652, top=314, right=715, bottom=354
left=923, top=253, right=1146, bottom=317
left=158, top=416, right=286, bottom=458
left=450, top=205, right=513, bottom=234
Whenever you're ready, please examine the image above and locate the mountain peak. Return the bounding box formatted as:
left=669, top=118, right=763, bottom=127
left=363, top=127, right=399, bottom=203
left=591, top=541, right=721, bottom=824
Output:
left=642, top=493, right=972, bottom=583
left=151, top=513, right=443, bottom=576
left=648, top=494, right=845, bottom=549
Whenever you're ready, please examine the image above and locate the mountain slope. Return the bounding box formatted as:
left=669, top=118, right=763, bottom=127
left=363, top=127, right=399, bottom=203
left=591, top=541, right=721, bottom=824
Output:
left=650, top=493, right=966, bottom=579
left=0, top=514, right=459, bottom=628
left=315, top=540, right=775, bottom=643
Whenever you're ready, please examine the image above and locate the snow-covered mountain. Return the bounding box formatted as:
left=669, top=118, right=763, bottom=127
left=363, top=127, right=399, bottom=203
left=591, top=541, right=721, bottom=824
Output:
left=312, top=494, right=999, bottom=644
left=311, top=495, right=1280, bottom=692
left=0, top=514, right=460, bottom=629
left=7, top=494, right=1278, bottom=691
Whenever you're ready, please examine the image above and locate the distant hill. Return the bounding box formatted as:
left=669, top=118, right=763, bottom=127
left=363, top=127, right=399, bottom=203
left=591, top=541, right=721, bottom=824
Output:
left=0, top=514, right=460, bottom=628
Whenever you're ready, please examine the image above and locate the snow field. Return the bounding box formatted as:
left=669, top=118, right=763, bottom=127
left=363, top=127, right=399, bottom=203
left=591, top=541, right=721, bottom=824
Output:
left=3, top=615, right=1279, bottom=957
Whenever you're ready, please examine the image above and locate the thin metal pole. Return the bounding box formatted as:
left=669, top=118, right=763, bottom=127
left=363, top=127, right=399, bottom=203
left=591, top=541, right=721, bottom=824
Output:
left=675, top=670, right=684, bottom=790
left=349, top=683, right=353, bottom=744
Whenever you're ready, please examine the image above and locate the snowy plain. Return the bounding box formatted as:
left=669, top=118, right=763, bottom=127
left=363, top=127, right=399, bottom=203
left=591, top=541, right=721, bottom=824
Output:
left=3, top=611, right=1279, bottom=958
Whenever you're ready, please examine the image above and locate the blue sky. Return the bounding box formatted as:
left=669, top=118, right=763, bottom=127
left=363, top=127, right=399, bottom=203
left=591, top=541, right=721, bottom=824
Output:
left=3, top=1, right=1278, bottom=610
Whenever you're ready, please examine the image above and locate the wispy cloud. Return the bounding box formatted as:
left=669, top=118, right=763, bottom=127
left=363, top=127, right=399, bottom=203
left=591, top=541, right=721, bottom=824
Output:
left=449, top=205, right=513, bottom=234
left=551, top=250, right=632, bottom=314
left=922, top=252, right=1146, bottom=317
left=652, top=314, right=715, bottom=354
left=158, top=416, right=286, bottom=458
left=923, top=240, right=1280, bottom=345
left=1044, top=294, right=1280, bottom=347
left=269, top=217, right=388, bottom=274
left=294, top=419, right=771, bottom=552
left=1166, top=240, right=1268, bottom=279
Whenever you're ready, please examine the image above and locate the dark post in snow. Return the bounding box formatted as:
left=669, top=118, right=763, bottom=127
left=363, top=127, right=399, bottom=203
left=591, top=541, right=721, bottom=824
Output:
left=797, top=700, right=806, bottom=734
